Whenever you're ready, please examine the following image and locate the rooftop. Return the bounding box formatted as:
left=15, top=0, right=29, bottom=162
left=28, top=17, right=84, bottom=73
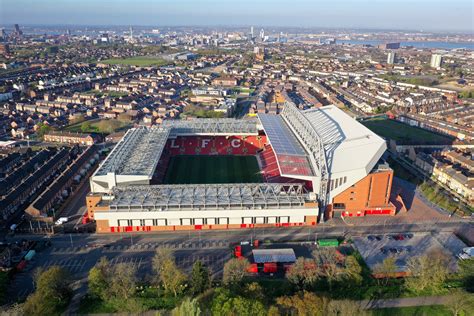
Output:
left=252, top=248, right=297, bottom=263
left=94, top=126, right=169, bottom=177
left=105, top=183, right=308, bottom=211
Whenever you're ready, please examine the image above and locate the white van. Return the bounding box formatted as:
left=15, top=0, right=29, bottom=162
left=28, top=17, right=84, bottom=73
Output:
left=55, top=217, right=69, bottom=225
left=458, top=247, right=474, bottom=260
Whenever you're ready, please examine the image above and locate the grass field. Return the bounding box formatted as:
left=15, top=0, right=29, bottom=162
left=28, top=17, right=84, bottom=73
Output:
left=64, top=118, right=131, bottom=135
left=100, top=56, right=170, bottom=67
left=163, top=155, right=262, bottom=184
left=361, top=118, right=454, bottom=145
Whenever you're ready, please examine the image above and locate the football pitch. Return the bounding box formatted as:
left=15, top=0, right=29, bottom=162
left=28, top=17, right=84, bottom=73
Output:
left=163, top=155, right=263, bottom=184
left=361, top=118, right=455, bottom=145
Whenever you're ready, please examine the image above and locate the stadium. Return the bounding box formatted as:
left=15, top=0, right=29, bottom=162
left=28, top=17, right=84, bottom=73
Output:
left=87, top=102, right=396, bottom=233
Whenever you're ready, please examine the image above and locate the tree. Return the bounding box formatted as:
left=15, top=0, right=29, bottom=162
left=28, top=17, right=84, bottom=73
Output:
left=211, top=288, right=266, bottom=316
left=312, top=248, right=344, bottom=290
left=285, top=257, right=320, bottom=289
left=243, top=282, right=265, bottom=302
left=405, top=251, right=450, bottom=293
left=152, top=248, right=187, bottom=296
left=152, top=247, right=173, bottom=276
left=458, top=257, right=474, bottom=292
left=0, top=303, right=24, bottom=316
left=23, top=266, right=71, bottom=316
left=222, top=258, right=250, bottom=286
left=326, top=299, right=367, bottom=316
left=88, top=256, right=110, bottom=300
left=445, top=289, right=474, bottom=316
left=172, top=297, right=201, bottom=316
left=276, top=291, right=328, bottom=316
left=36, top=122, right=51, bottom=139
left=372, top=256, right=397, bottom=286
left=108, top=263, right=137, bottom=300
left=190, top=261, right=211, bottom=295
left=267, top=306, right=280, bottom=316
left=343, top=255, right=363, bottom=286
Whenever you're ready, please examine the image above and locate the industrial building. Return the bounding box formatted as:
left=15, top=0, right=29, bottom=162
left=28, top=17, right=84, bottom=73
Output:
left=87, top=102, right=395, bottom=233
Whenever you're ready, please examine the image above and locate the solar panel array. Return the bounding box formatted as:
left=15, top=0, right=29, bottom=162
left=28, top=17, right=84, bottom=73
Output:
left=258, top=115, right=306, bottom=156
left=258, top=114, right=314, bottom=177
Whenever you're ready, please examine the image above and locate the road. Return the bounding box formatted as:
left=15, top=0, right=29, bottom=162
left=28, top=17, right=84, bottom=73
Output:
left=5, top=217, right=472, bottom=313
left=60, top=177, right=91, bottom=227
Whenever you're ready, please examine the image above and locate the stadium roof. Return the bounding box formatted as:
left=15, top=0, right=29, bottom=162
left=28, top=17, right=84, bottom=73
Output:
left=106, top=183, right=307, bottom=211
left=258, top=114, right=314, bottom=177
left=302, top=105, right=386, bottom=174
left=95, top=127, right=169, bottom=177
left=94, top=119, right=259, bottom=180
left=164, top=118, right=258, bottom=136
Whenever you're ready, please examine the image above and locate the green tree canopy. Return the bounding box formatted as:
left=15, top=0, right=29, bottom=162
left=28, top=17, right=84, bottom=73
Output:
left=190, top=260, right=211, bottom=295
left=23, top=266, right=71, bottom=316
left=222, top=258, right=250, bottom=286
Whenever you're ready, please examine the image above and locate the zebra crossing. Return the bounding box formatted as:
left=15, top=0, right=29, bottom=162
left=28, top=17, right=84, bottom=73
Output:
left=41, top=258, right=87, bottom=273
left=51, top=246, right=89, bottom=254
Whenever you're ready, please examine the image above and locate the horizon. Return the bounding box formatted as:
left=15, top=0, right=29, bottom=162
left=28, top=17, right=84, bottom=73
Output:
left=0, top=0, right=473, bottom=33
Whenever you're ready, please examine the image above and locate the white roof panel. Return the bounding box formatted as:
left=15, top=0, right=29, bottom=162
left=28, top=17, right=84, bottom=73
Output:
left=303, top=105, right=386, bottom=174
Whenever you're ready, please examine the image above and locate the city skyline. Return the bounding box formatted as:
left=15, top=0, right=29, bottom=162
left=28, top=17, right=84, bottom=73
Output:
left=0, top=0, right=473, bottom=32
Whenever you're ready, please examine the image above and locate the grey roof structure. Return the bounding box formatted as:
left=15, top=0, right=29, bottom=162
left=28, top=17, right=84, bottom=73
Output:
left=252, top=249, right=297, bottom=263
left=106, top=183, right=307, bottom=211
left=94, top=119, right=259, bottom=180
left=164, top=118, right=258, bottom=136
left=95, top=127, right=169, bottom=176
left=281, top=102, right=330, bottom=205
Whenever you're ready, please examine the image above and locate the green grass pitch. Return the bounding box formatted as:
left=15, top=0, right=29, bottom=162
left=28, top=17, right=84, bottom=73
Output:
left=163, top=155, right=263, bottom=184
left=361, top=118, right=455, bottom=145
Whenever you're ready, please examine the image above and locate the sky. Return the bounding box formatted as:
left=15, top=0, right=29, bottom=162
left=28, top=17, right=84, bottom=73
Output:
left=0, top=0, right=473, bottom=32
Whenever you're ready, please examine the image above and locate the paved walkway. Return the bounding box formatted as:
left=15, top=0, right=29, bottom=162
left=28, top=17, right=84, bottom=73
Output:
left=361, top=295, right=451, bottom=309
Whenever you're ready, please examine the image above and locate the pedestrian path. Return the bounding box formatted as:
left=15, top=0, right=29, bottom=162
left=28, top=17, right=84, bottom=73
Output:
left=361, top=295, right=451, bottom=309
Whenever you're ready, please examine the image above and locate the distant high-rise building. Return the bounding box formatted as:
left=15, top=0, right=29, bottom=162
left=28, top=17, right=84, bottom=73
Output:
left=387, top=51, right=396, bottom=64
left=254, top=46, right=265, bottom=61
left=430, top=54, right=443, bottom=68
left=250, top=26, right=254, bottom=38
left=259, top=28, right=265, bottom=41
left=0, top=44, right=10, bottom=55
left=0, top=28, right=5, bottom=40
left=14, top=24, right=22, bottom=36
left=378, top=42, right=400, bottom=50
